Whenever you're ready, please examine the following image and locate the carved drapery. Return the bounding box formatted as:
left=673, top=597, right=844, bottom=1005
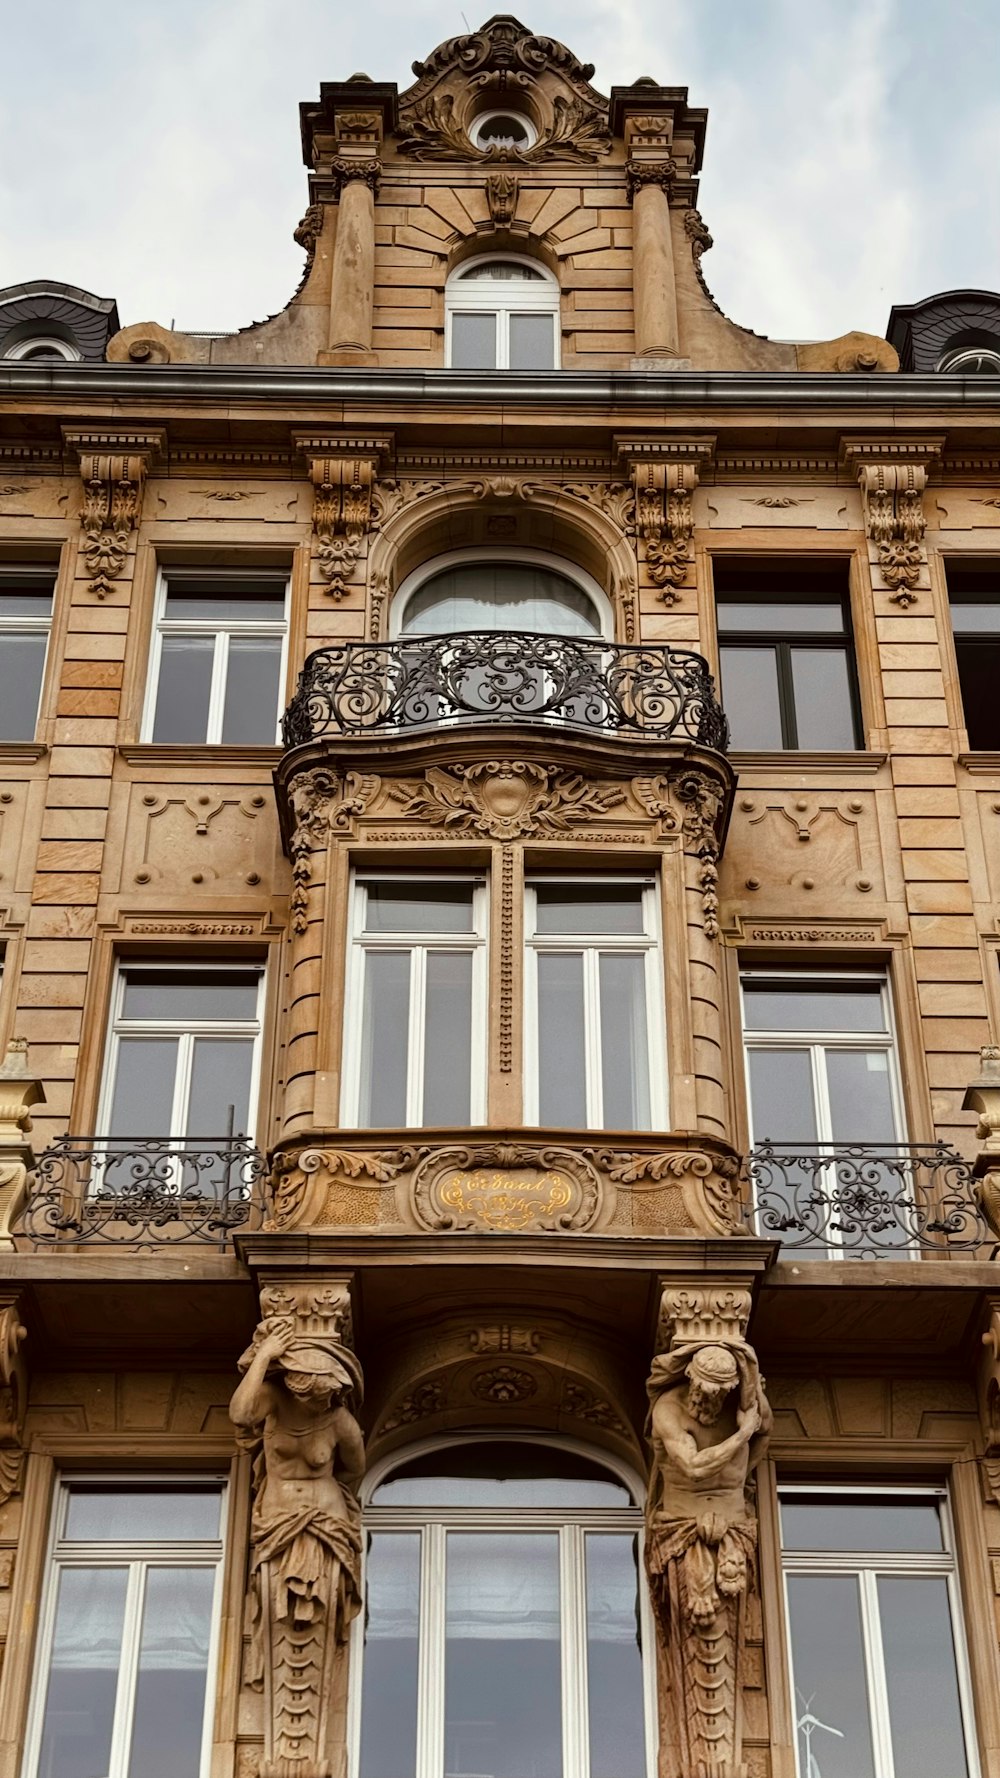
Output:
left=231, top=1279, right=364, bottom=1778
left=295, top=434, right=392, bottom=599
left=841, top=436, right=944, bottom=606
left=64, top=428, right=163, bottom=599
left=617, top=436, right=715, bottom=600
left=645, top=1287, right=771, bottom=1778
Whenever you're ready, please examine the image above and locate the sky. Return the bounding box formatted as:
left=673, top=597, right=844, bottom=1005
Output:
left=1, top=0, right=998, bottom=345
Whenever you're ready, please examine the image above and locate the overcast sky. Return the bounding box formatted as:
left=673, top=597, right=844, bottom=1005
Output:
left=1, top=0, right=997, bottom=344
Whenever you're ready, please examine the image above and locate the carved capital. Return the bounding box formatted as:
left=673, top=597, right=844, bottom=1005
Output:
left=295, top=432, right=393, bottom=598
left=841, top=436, right=944, bottom=604
left=626, top=157, right=677, bottom=199
left=616, top=435, right=715, bottom=600
left=330, top=156, right=382, bottom=198
left=64, top=427, right=163, bottom=599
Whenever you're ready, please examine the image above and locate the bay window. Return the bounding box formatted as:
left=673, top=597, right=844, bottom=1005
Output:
left=24, top=1479, right=226, bottom=1778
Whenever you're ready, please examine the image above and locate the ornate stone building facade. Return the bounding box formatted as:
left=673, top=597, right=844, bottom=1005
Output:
left=0, top=15, right=999, bottom=1778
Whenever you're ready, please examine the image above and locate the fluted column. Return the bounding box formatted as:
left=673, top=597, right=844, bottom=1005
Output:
left=629, top=162, right=680, bottom=360
left=323, top=159, right=380, bottom=366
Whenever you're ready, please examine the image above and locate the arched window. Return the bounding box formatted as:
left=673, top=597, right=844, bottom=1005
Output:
left=4, top=335, right=81, bottom=362
left=470, top=111, right=537, bottom=152
left=938, top=344, right=1000, bottom=374
left=394, top=550, right=609, bottom=639
left=446, top=256, right=560, bottom=371
left=355, top=1437, right=652, bottom=1778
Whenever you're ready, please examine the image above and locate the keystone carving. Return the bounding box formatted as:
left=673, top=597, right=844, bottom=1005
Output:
left=486, top=171, right=519, bottom=227
left=616, top=436, right=715, bottom=601
left=645, top=1286, right=771, bottom=1778
left=295, top=434, right=392, bottom=598
left=230, top=1281, right=365, bottom=1778
left=389, top=760, right=627, bottom=839
left=64, top=428, right=163, bottom=598
left=841, top=437, right=944, bottom=605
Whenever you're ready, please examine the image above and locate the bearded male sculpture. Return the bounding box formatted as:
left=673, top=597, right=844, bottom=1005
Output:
left=645, top=1329, right=772, bottom=1778
left=231, top=1286, right=366, bottom=1778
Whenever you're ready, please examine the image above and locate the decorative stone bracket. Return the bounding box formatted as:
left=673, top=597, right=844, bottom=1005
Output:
left=295, top=432, right=393, bottom=599
left=841, top=436, right=944, bottom=606
left=616, top=435, right=715, bottom=600
left=64, top=427, right=163, bottom=598
left=0, top=1037, right=44, bottom=1248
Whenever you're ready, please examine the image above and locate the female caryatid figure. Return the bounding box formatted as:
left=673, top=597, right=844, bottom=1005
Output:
left=230, top=1316, right=366, bottom=1775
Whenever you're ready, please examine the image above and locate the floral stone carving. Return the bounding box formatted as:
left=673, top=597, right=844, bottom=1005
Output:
left=412, top=1143, right=601, bottom=1232
left=645, top=1289, right=772, bottom=1778
left=230, top=1282, right=365, bottom=1778
left=390, top=760, right=626, bottom=839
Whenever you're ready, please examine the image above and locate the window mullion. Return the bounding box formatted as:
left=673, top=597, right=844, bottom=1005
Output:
left=777, top=642, right=797, bottom=747
left=206, top=630, right=229, bottom=744
left=409, top=947, right=426, bottom=1126
left=173, top=1031, right=194, bottom=1144
left=416, top=1524, right=446, bottom=1778
left=560, top=1524, right=589, bottom=1778
left=108, top=1560, right=146, bottom=1778
left=860, top=1568, right=896, bottom=1778
left=584, top=948, right=602, bottom=1128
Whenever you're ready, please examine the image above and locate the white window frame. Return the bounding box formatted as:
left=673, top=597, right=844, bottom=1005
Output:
left=0, top=566, right=55, bottom=741
left=780, top=1482, right=980, bottom=1778
left=22, top=1472, right=228, bottom=1778
left=350, top=1433, right=657, bottom=1778
left=741, top=970, right=905, bottom=1147
left=341, top=875, right=489, bottom=1129
left=445, top=254, right=560, bottom=370
left=524, top=876, right=668, bottom=1131
left=97, top=960, right=266, bottom=1143
left=470, top=110, right=538, bottom=152
left=4, top=336, right=81, bottom=361
left=142, top=567, right=290, bottom=745
left=391, top=546, right=612, bottom=640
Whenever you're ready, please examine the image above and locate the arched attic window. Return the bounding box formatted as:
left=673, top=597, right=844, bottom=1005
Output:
left=357, top=1437, right=652, bottom=1778
left=394, top=549, right=609, bottom=639
left=4, top=335, right=81, bottom=362
left=938, top=344, right=1000, bottom=373
left=446, top=256, right=560, bottom=371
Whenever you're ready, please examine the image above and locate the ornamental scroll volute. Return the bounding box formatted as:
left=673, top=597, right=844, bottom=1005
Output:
left=230, top=1281, right=365, bottom=1778
left=645, top=1287, right=772, bottom=1778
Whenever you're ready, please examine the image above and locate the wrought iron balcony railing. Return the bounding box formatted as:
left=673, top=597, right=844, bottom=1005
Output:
left=282, top=631, right=729, bottom=750
left=744, top=1139, right=990, bottom=1256
left=17, top=1135, right=269, bottom=1248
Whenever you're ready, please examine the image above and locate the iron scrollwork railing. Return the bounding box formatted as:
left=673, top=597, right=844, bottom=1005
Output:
left=745, top=1139, right=990, bottom=1256
left=282, top=631, right=729, bottom=750
left=18, top=1135, right=269, bottom=1248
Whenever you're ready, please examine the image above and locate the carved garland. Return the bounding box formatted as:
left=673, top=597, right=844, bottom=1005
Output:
left=388, top=760, right=627, bottom=840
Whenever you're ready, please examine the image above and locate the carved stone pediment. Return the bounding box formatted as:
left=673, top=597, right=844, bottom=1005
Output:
left=397, top=17, right=611, bottom=162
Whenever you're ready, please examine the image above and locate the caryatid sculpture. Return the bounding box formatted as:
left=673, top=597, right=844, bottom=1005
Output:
left=645, top=1315, right=772, bottom=1778
left=230, top=1284, right=366, bottom=1778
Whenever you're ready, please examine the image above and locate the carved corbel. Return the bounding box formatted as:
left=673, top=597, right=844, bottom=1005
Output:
left=64, top=428, right=163, bottom=598
left=0, top=1037, right=44, bottom=1248
left=231, top=1278, right=364, bottom=1778
left=295, top=433, right=393, bottom=599
left=645, top=1284, right=771, bottom=1778
left=616, top=436, right=715, bottom=601
left=841, top=437, right=944, bottom=606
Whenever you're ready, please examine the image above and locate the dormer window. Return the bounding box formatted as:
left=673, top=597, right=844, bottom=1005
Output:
left=446, top=256, right=560, bottom=370
left=4, top=336, right=81, bottom=362
left=938, top=345, right=1000, bottom=374
left=471, top=111, right=536, bottom=151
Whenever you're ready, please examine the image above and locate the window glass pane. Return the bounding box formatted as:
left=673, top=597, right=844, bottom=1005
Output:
left=163, top=580, right=286, bottom=623
left=537, top=952, right=587, bottom=1124
left=363, top=882, right=475, bottom=934
left=459, top=260, right=543, bottom=281
left=509, top=312, right=556, bottom=370
left=0, top=631, right=47, bottom=739
left=533, top=882, right=645, bottom=935
left=719, top=646, right=784, bottom=749
left=152, top=635, right=214, bottom=743
left=879, top=1575, right=970, bottom=1777
left=37, top=1566, right=128, bottom=1778
left=717, top=601, right=847, bottom=634
left=65, top=1488, right=222, bottom=1542
left=187, top=1037, right=254, bottom=1137
left=359, top=951, right=410, bottom=1126
left=108, top=1038, right=178, bottom=1139
left=445, top=1533, right=561, bottom=1778
left=790, top=647, right=859, bottom=749
left=950, top=600, right=1000, bottom=633
left=825, top=1048, right=898, bottom=1143
left=120, top=970, right=260, bottom=1023
left=747, top=1048, right=818, bottom=1143
left=371, top=1444, right=631, bottom=1507
left=0, top=581, right=54, bottom=616
left=586, top=1534, right=646, bottom=1778
left=743, top=982, right=887, bottom=1034
left=402, top=563, right=600, bottom=637
left=780, top=1496, right=944, bottom=1553
left=220, top=637, right=283, bottom=743
left=785, top=1573, right=875, bottom=1778
left=451, top=312, right=497, bottom=370
left=955, top=637, right=1000, bottom=749
left=599, top=953, right=650, bottom=1129
left=126, top=1566, right=215, bottom=1778
left=358, top=1534, right=420, bottom=1778
left=423, top=952, right=472, bottom=1124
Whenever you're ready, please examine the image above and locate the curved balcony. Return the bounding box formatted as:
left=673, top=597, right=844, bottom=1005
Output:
left=282, top=631, right=729, bottom=751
